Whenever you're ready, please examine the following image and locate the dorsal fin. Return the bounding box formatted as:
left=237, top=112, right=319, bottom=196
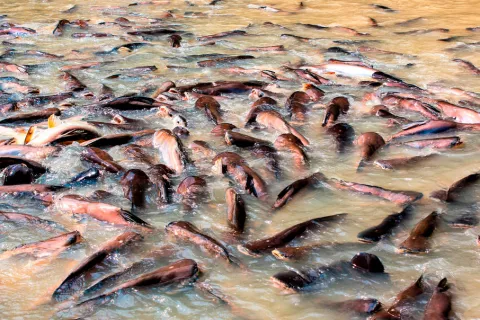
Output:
left=48, top=114, right=60, bottom=128
left=24, top=126, right=36, bottom=144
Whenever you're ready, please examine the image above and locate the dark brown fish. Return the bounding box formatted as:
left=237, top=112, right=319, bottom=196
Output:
left=274, top=133, right=308, bottom=165
left=271, top=252, right=385, bottom=291
left=357, top=206, right=413, bottom=243
left=398, top=211, right=438, bottom=254
left=213, top=152, right=268, bottom=199
left=81, top=147, right=124, bottom=173
left=177, top=176, right=207, bottom=199
left=0, top=108, right=60, bottom=125
left=424, top=278, right=452, bottom=320
left=1, top=163, right=33, bottom=185
left=225, top=131, right=269, bottom=148
left=225, top=188, right=246, bottom=233
left=303, top=83, right=325, bottom=102
left=53, top=19, right=70, bottom=36
left=165, top=221, right=236, bottom=263
left=120, top=169, right=150, bottom=208
left=326, top=123, right=355, bottom=152
left=0, top=156, right=46, bottom=176
left=122, top=144, right=155, bottom=165
left=371, top=275, right=424, bottom=319
left=430, top=172, right=480, bottom=202
left=92, top=258, right=198, bottom=297
left=322, top=97, right=349, bottom=127
left=147, top=164, right=174, bottom=204
left=169, top=34, right=182, bottom=47
left=370, top=105, right=411, bottom=125
left=273, top=172, right=326, bottom=209
left=285, top=91, right=311, bottom=122
left=81, top=130, right=154, bottom=148
left=239, top=214, right=347, bottom=256
left=195, top=96, right=223, bottom=124
left=272, top=242, right=372, bottom=261
left=60, top=71, right=87, bottom=92
left=356, top=132, right=385, bottom=170
left=52, top=231, right=143, bottom=301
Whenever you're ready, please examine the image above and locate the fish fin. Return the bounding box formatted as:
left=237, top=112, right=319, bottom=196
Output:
left=119, top=209, right=153, bottom=228
left=401, top=120, right=428, bottom=130
left=437, top=278, right=449, bottom=291
left=24, top=126, right=36, bottom=144
left=48, top=114, right=60, bottom=128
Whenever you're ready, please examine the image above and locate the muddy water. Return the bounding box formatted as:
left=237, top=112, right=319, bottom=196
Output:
left=0, top=0, right=479, bottom=319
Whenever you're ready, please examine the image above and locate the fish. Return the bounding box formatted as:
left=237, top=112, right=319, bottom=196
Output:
left=273, top=172, right=326, bottom=209
left=120, top=169, right=150, bottom=209
left=274, top=133, right=308, bottom=165
left=81, top=130, right=155, bottom=148
left=357, top=206, right=413, bottom=242
left=0, top=211, right=65, bottom=231
left=225, top=188, right=246, bottom=233
left=54, top=194, right=152, bottom=227
left=326, top=123, right=355, bottom=152
left=249, top=110, right=310, bottom=146
left=328, top=179, right=423, bottom=205
left=165, top=221, right=237, bottom=264
left=81, top=147, right=124, bottom=173
left=147, top=164, right=174, bottom=204
left=225, top=131, right=269, bottom=148
left=272, top=242, right=372, bottom=261
left=285, top=91, right=311, bottom=122
left=213, top=152, right=268, bottom=199
left=271, top=252, right=385, bottom=291
left=0, top=108, right=61, bottom=125
left=239, top=214, right=347, bottom=256
left=424, top=278, right=452, bottom=320
left=152, top=129, right=189, bottom=174
left=430, top=172, right=480, bottom=202
left=397, top=211, right=438, bottom=254
left=52, top=231, right=144, bottom=301
left=0, top=231, right=82, bottom=260
left=322, top=97, right=350, bottom=127
left=452, top=59, right=480, bottom=74
left=26, top=122, right=101, bottom=146
left=374, top=154, right=438, bottom=170
left=1, top=163, right=33, bottom=185
left=355, top=132, right=385, bottom=170
left=371, top=275, right=424, bottom=319
left=195, top=96, right=223, bottom=124
left=197, top=30, right=246, bottom=41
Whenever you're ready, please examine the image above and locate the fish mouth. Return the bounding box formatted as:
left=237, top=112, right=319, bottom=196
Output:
left=271, top=249, right=290, bottom=260
left=236, top=245, right=260, bottom=257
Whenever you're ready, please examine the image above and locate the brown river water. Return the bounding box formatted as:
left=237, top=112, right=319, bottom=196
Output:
left=0, top=0, right=479, bottom=319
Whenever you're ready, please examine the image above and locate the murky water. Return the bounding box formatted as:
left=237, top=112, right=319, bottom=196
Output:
left=0, top=0, right=479, bottom=319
